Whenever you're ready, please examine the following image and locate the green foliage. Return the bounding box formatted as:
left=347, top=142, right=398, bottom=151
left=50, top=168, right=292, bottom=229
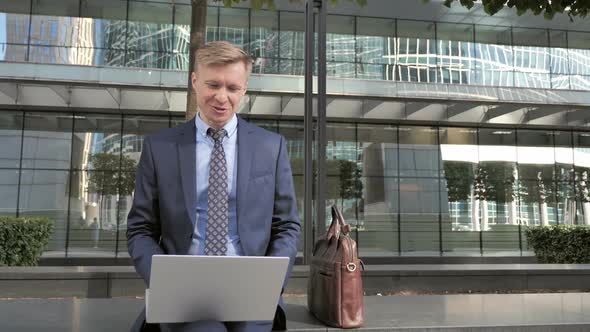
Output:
left=291, top=159, right=363, bottom=201
left=525, top=225, right=590, bottom=263
left=432, top=0, right=589, bottom=20
left=87, top=153, right=137, bottom=196
left=443, top=162, right=474, bottom=202
left=0, top=217, right=53, bottom=266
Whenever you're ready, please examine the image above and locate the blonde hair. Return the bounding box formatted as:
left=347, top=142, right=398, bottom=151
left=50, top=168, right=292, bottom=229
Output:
left=195, top=41, right=253, bottom=76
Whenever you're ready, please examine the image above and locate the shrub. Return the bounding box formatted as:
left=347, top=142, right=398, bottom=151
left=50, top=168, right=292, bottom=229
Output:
left=0, top=217, right=53, bottom=266
left=525, top=225, right=590, bottom=264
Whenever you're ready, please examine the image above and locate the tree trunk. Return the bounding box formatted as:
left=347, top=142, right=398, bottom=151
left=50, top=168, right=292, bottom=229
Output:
left=186, top=0, right=208, bottom=120
left=509, top=200, right=517, bottom=225
left=540, top=202, right=549, bottom=226
left=583, top=202, right=590, bottom=225
left=480, top=200, right=488, bottom=231
left=471, top=189, right=480, bottom=232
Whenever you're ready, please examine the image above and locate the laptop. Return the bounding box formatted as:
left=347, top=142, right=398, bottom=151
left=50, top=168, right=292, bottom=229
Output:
left=145, top=255, right=290, bottom=324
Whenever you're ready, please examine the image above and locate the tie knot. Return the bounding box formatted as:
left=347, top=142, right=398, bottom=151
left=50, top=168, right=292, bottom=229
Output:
left=207, top=128, right=227, bottom=143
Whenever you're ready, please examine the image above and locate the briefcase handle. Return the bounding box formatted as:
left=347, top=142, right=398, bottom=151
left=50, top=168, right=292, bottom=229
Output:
left=326, top=205, right=351, bottom=242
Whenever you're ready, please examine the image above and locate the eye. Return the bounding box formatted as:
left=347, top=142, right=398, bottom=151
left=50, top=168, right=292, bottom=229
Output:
left=206, top=83, right=220, bottom=89
left=228, top=86, right=241, bottom=93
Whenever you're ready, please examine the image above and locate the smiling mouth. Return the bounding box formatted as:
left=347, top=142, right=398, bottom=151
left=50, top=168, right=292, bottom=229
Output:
left=212, top=106, right=227, bottom=113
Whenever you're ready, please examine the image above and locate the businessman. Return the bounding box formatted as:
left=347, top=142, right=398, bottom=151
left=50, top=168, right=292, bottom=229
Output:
left=127, top=41, right=301, bottom=332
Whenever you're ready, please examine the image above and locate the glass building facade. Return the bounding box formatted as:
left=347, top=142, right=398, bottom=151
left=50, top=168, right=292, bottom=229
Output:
left=1, top=0, right=590, bottom=89
left=1, top=0, right=590, bottom=260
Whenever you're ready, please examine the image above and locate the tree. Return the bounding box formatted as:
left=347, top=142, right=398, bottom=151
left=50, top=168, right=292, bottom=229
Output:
left=436, top=0, right=589, bottom=20
left=86, top=153, right=137, bottom=227
left=186, top=0, right=367, bottom=119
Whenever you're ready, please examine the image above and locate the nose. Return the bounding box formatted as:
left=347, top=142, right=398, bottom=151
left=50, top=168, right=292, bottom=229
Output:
left=214, top=89, right=228, bottom=103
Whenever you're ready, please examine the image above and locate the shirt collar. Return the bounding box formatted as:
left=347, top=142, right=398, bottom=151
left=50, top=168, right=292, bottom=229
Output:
left=194, top=113, right=238, bottom=141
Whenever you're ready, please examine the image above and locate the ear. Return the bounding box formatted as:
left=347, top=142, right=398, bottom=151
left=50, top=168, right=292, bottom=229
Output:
left=191, top=72, right=198, bottom=92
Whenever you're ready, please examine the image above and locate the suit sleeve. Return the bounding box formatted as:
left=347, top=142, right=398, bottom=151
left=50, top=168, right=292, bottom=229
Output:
left=127, top=136, right=165, bottom=286
left=266, top=135, right=301, bottom=288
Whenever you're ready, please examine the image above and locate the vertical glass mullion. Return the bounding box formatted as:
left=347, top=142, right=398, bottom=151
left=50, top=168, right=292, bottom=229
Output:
left=25, top=0, right=33, bottom=62
left=65, top=112, right=75, bottom=257
left=396, top=124, right=401, bottom=255
left=15, top=111, right=26, bottom=218
left=115, top=114, right=124, bottom=257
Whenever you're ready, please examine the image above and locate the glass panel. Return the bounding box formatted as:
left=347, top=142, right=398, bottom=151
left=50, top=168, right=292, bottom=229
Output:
left=327, top=61, right=355, bottom=78
left=32, top=0, right=78, bottom=17
left=68, top=170, right=117, bottom=257
left=85, top=48, right=126, bottom=67
left=439, top=127, right=480, bottom=253
left=326, top=122, right=357, bottom=168
left=357, top=124, right=396, bottom=177
left=81, top=0, right=126, bottom=20
left=554, top=131, right=574, bottom=225
left=326, top=15, right=354, bottom=63
left=71, top=114, right=122, bottom=171
left=400, top=177, right=440, bottom=254
left=357, top=124, right=398, bottom=256
left=19, top=169, right=69, bottom=256
left=357, top=63, right=394, bottom=80
left=121, top=116, right=170, bottom=172
left=278, top=120, right=304, bottom=175
left=0, top=0, right=31, bottom=15
left=568, top=31, right=590, bottom=76
left=437, top=23, right=475, bottom=84
left=570, top=75, right=590, bottom=91
left=358, top=176, right=398, bottom=256
left=0, top=13, right=30, bottom=44
left=517, top=130, right=556, bottom=226
left=278, top=120, right=305, bottom=253
left=398, top=126, right=439, bottom=178
left=474, top=25, right=513, bottom=86
left=252, top=57, right=279, bottom=74
left=279, top=11, right=304, bottom=60
left=28, top=46, right=76, bottom=65
left=249, top=9, right=278, bottom=59
left=0, top=43, right=27, bottom=62
left=397, top=20, right=437, bottom=83
left=550, top=30, right=568, bottom=76
left=127, top=2, right=173, bottom=52
left=0, top=169, right=19, bottom=216
left=356, top=17, right=394, bottom=65
left=279, top=59, right=304, bottom=75
left=22, top=112, right=73, bottom=170
left=512, top=28, right=549, bottom=89
left=117, top=171, right=135, bottom=256
left=173, top=3, right=190, bottom=66
left=0, top=111, right=23, bottom=169
left=574, top=132, right=590, bottom=225
left=478, top=128, right=519, bottom=253
left=219, top=8, right=249, bottom=49
left=125, top=51, right=174, bottom=69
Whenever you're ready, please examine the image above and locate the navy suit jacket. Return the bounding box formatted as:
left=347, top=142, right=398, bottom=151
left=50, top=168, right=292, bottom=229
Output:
left=127, top=116, right=301, bottom=332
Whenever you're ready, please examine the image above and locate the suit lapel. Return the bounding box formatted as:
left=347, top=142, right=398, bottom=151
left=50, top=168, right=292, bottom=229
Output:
left=177, top=120, right=197, bottom=226
left=236, top=117, right=255, bottom=231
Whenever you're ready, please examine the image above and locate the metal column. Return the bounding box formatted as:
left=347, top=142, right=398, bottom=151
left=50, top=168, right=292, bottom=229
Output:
left=304, top=0, right=327, bottom=263
left=303, top=0, right=315, bottom=264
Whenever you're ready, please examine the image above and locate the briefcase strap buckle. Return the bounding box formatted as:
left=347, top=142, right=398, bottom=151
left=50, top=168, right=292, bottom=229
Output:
left=346, top=262, right=357, bottom=272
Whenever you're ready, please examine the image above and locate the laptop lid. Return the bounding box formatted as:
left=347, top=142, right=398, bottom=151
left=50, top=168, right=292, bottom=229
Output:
left=146, top=255, right=289, bottom=324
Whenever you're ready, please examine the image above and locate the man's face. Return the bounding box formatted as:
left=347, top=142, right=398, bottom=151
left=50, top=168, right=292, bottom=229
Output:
left=191, top=62, right=248, bottom=129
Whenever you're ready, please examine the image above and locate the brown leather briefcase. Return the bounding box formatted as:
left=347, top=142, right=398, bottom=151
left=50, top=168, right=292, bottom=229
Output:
left=307, top=205, right=364, bottom=328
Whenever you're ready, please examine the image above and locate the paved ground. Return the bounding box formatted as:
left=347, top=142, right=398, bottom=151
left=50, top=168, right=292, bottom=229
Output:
left=1, top=293, right=589, bottom=331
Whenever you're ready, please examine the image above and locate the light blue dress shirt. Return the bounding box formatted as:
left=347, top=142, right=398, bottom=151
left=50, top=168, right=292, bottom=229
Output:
left=188, top=113, right=243, bottom=256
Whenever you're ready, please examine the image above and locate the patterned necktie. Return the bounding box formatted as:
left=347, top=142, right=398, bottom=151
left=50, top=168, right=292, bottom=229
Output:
left=204, top=127, right=228, bottom=256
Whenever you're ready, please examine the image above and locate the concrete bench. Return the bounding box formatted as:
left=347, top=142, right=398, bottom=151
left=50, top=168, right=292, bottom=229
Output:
left=1, top=294, right=590, bottom=331
left=2, top=264, right=590, bottom=298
